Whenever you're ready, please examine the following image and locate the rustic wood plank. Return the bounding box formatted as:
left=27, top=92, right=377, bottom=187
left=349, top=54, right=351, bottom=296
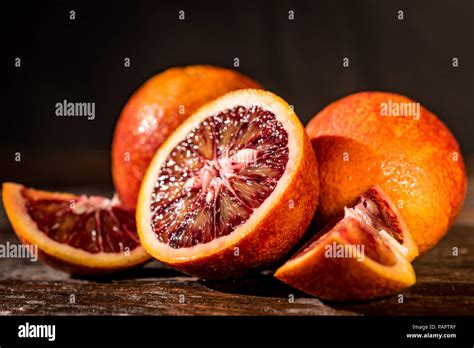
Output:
left=0, top=185, right=472, bottom=316
left=0, top=249, right=357, bottom=315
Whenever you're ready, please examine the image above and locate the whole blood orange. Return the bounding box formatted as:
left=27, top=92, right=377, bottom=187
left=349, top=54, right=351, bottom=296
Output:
left=137, top=89, right=320, bottom=279
left=306, top=92, right=467, bottom=254
left=275, top=186, right=418, bottom=301
left=112, top=65, right=261, bottom=209
left=2, top=183, right=151, bottom=275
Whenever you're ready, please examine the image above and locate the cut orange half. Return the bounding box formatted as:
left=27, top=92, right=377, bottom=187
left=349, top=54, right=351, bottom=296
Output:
left=274, top=186, right=418, bottom=301
left=137, top=89, right=320, bottom=279
left=2, top=183, right=151, bottom=275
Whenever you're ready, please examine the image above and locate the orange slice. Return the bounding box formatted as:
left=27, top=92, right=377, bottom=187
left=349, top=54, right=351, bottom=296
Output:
left=137, top=89, right=320, bottom=279
left=2, top=183, right=151, bottom=275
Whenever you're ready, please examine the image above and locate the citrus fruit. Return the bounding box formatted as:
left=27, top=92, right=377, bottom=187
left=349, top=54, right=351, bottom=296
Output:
left=274, top=186, right=418, bottom=301
left=112, top=65, right=262, bottom=209
left=2, top=183, right=151, bottom=275
left=306, top=91, right=467, bottom=254
left=137, top=89, right=320, bottom=279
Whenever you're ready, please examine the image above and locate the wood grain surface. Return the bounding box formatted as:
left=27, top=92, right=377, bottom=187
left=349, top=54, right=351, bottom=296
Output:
left=0, top=180, right=472, bottom=316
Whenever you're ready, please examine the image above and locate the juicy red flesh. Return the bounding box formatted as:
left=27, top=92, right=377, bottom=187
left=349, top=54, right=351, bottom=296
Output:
left=362, top=188, right=404, bottom=243
left=150, top=105, right=289, bottom=248
left=22, top=189, right=141, bottom=254
left=291, top=188, right=402, bottom=266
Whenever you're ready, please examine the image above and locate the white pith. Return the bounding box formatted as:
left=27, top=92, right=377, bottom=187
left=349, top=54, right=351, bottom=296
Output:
left=343, top=205, right=408, bottom=257
left=70, top=194, right=118, bottom=214
left=182, top=147, right=261, bottom=205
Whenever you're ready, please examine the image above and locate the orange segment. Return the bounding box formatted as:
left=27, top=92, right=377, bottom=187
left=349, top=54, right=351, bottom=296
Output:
left=137, top=89, right=320, bottom=279
left=274, top=186, right=418, bottom=301
left=2, top=183, right=151, bottom=275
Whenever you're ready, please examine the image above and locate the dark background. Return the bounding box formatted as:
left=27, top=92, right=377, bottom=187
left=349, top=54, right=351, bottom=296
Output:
left=3, top=0, right=474, bottom=190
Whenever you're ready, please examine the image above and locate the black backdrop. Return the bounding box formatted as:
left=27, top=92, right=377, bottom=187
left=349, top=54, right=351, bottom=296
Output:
left=3, top=0, right=474, bottom=189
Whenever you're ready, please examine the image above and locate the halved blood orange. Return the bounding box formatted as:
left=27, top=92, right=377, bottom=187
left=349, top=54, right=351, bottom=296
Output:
left=274, top=186, right=418, bottom=301
left=137, top=89, right=320, bottom=279
left=2, top=183, right=151, bottom=275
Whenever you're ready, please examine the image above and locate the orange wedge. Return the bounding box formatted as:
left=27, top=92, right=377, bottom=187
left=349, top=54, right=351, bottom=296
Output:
left=275, top=186, right=418, bottom=301
left=2, top=183, right=151, bottom=275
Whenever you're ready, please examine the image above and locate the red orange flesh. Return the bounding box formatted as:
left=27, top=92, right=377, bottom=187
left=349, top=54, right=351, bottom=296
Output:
left=2, top=183, right=151, bottom=275
left=112, top=65, right=262, bottom=209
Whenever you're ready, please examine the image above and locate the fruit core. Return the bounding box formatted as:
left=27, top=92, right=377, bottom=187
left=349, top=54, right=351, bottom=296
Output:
left=150, top=105, right=289, bottom=248
left=22, top=189, right=141, bottom=253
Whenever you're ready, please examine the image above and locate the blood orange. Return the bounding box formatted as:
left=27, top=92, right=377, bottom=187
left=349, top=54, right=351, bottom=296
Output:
left=2, top=183, right=151, bottom=275
left=275, top=186, right=418, bottom=301
left=137, top=89, right=320, bottom=279
left=306, top=91, right=467, bottom=254
left=112, top=65, right=261, bottom=209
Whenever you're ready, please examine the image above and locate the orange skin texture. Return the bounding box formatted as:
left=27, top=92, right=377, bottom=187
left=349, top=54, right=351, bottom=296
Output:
left=112, top=65, right=262, bottom=209
left=306, top=91, right=467, bottom=254
left=162, top=132, right=320, bottom=279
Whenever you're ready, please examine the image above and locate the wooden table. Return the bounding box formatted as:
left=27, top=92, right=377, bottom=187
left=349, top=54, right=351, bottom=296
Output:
left=0, top=181, right=473, bottom=316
